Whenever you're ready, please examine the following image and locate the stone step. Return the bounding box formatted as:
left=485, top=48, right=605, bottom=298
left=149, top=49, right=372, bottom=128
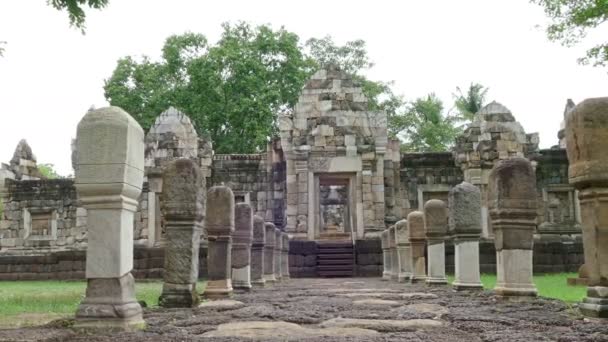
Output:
left=316, top=242, right=353, bottom=249
left=317, top=264, right=354, bottom=271
left=317, top=270, right=354, bottom=277
left=317, top=258, right=353, bottom=265
left=316, top=248, right=353, bottom=254
left=317, top=253, right=353, bottom=260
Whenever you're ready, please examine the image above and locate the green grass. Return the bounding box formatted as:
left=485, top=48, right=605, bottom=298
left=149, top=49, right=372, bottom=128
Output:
left=447, top=273, right=586, bottom=303
left=0, top=280, right=206, bottom=327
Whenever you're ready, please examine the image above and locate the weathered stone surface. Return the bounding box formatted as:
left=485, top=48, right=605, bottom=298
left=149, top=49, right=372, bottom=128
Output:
left=566, top=97, right=608, bottom=318
left=203, top=186, right=234, bottom=299
left=281, top=232, right=290, bottom=279
left=232, top=203, right=253, bottom=290
left=251, top=215, right=265, bottom=286
left=203, top=321, right=378, bottom=338
left=159, top=158, right=203, bottom=308
left=489, top=157, right=537, bottom=297
left=353, top=299, right=401, bottom=307
left=388, top=225, right=398, bottom=280
left=198, top=299, right=245, bottom=310
left=74, top=106, right=145, bottom=331
left=407, top=211, right=426, bottom=283
left=319, top=317, right=442, bottom=332
left=393, top=303, right=449, bottom=319
left=263, top=222, right=277, bottom=283
left=449, top=182, right=483, bottom=291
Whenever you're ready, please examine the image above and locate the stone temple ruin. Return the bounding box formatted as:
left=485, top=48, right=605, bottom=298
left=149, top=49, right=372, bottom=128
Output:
left=2, top=65, right=608, bottom=329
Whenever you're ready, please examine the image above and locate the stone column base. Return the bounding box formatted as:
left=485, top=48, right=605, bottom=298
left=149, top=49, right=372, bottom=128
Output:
left=426, top=277, right=448, bottom=285
left=232, top=266, right=252, bottom=291
left=204, top=279, right=233, bottom=299
left=452, top=281, right=484, bottom=291
left=397, top=273, right=411, bottom=283
left=159, top=283, right=199, bottom=308
left=495, top=249, right=537, bottom=298
left=410, top=276, right=427, bottom=284
left=74, top=274, right=145, bottom=332
left=251, top=279, right=267, bottom=287
left=580, top=287, right=608, bottom=319
left=263, top=274, right=277, bottom=284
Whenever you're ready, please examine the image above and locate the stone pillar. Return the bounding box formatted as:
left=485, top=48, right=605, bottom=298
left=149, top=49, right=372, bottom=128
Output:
left=274, top=228, right=283, bottom=281
left=73, top=106, right=145, bottom=331
left=449, top=182, right=483, bottom=290
left=407, top=211, right=427, bottom=283
left=489, top=158, right=538, bottom=298
left=565, top=97, right=608, bottom=318
left=424, top=199, right=448, bottom=285
left=381, top=229, right=391, bottom=280
left=203, top=186, right=235, bottom=299
left=263, top=222, right=277, bottom=283
left=232, top=203, right=253, bottom=291
left=251, top=215, right=266, bottom=286
left=281, top=233, right=291, bottom=279
left=159, top=159, right=203, bottom=308
left=388, top=225, right=399, bottom=280
left=395, top=219, right=411, bottom=282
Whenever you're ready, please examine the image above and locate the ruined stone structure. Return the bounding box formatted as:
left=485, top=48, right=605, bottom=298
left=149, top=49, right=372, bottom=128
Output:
left=159, top=159, right=203, bottom=308
left=407, top=211, right=427, bottom=283
left=232, top=203, right=253, bottom=290
left=395, top=219, right=411, bottom=282
left=380, top=230, right=390, bottom=280
left=250, top=215, right=266, bottom=286
left=565, top=97, right=608, bottom=318
left=388, top=225, right=398, bottom=280
left=0, top=65, right=587, bottom=280
left=278, top=65, right=388, bottom=240
left=263, top=222, right=277, bottom=283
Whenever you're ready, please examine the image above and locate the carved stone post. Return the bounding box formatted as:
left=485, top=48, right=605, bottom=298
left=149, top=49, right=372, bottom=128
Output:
left=159, top=159, right=203, bottom=307
left=263, top=222, right=277, bottom=283
left=449, top=182, right=483, bottom=290
left=232, top=203, right=253, bottom=290
left=203, top=186, right=234, bottom=299
left=566, top=97, right=608, bottom=318
left=251, top=215, right=266, bottom=286
left=489, top=157, right=537, bottom=297
left=281, top=233, right=291, bottom=279
left=74, top=106, right=145, bottom=331
left=395, top=219, right=411, bottom=282
left=389, top=225, right=399, bottom=280
left=381, top=229, right=391, bottom=280
left=274, top=228, right=283, bottom=281
left=424, top=199, right=448, bottom=285
left=408, top=211, right=427, bottom=283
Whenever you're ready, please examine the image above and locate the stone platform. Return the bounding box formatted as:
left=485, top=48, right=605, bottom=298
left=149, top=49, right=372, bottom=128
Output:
left=1, top=277, right=607, bottom=341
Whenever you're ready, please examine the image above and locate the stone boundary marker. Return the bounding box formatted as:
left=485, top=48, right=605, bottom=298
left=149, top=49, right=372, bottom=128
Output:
left=73, top=106, right=145, bottom=331
left=203, top=186, right=234, bottom=299
left=159, top=158, right=203, bottom=308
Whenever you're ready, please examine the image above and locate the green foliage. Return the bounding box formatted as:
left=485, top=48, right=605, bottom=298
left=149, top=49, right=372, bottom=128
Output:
left=105, top=23, right=314, bottom=153
left=531, top=0, right=608, bottom=66
left=47, top=0, right=109, bottom=31
left=400, top=94, right=461, bottom=152
left=305, top=36, right=373, bottom=74
left=38, top=163, right=61, bottom=179
left=452, top=83, right=488, bottom=123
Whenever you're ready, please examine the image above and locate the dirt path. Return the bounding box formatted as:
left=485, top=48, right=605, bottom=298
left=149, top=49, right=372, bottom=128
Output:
left=1, top=277, right=607, bottom=341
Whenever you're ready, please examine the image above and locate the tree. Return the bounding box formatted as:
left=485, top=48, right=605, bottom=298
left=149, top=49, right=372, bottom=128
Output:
left=531, top=0, right=608, bottom=66
left=47, top=0, right=110, bottom=31
left=38, top=163, right=61, bottom=179
left=105, top=23, right=314, bottom=153
left=452, top=82, right=488, bottom=123
left=400, top=94, right=461, bottom=152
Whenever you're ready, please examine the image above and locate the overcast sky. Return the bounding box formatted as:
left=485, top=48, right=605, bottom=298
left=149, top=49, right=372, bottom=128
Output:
left=1, top=0, right=607, bottom=176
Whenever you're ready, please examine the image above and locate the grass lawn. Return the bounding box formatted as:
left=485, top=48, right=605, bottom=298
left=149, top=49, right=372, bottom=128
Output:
left=446, top=273, right=587, bottom=303
left=0, top=280, right=206, bottom=328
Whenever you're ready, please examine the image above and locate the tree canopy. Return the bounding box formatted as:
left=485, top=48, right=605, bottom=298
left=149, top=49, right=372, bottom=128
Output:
left=452, top=82, right=488, bottom=123
left=531, top=0, right=608, bottom=66
left=400, top=94, right=461, bottom=152
left=48, top=0, right=109, bottom=31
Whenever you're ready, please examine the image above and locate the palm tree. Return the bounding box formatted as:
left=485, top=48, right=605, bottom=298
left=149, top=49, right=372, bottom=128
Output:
left=453, top=83, right=489, bottom=122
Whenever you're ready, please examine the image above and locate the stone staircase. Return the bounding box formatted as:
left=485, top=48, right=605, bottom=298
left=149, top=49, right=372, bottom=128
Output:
left=316, top=240, right=354, bottom=277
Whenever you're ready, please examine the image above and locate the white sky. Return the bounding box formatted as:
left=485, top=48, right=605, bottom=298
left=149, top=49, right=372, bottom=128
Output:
left=1, top=0, right=607, bottom=176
